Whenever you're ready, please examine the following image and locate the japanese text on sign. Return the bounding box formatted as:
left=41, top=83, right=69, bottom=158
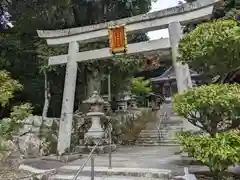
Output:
left=108, top=24, right=127, bottom=54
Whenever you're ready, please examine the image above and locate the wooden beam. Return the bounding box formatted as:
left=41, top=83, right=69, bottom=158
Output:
left=37, top=0, right=219, bottom=45
left=49, top=38, right=170, bottom=66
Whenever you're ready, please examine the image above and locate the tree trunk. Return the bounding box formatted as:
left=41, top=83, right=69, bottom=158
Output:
left=42, top=69, right=51, bottom=119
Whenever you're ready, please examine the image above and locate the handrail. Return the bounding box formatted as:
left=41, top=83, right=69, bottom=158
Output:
left=157, top=111, right=167, bottom=141
left=72, top=125, right=112, bottom=180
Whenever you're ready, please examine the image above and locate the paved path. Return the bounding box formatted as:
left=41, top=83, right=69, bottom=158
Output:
left=67, top=146, right=181, bottom=169
left=22, top=146, right=186, bottom=175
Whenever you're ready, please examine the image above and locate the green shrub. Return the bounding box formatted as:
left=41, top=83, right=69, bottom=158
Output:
left=0, top=103, right=33, bottom=139
left=173, top=84, right=240, bottom=136
left=177, top=131, right=240, bottom=178
left=0, top=71, right=33, bottom=159
left=0, top=71, right=22, bottom=107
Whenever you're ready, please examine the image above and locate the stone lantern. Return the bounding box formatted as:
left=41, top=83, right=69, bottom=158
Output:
left=102, top=95, right=111, bottom=113
left=128, top=95, right=138, bottom=109
left=116, top=99, right=127, bottom=111
left=75, top=91, right=116, bottom=154
left=83, top=91, right=106, bottom=139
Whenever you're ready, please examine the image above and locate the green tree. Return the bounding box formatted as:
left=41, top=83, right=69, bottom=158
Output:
left=130, top=77, right=152, bottom=95
left=184, top=0, right=239, bottom=19
left=0, top=71, right=32, bottom=137
left=177, top=131, right=240, bottom=179
left=0, top=71, right=22, bottom=107
left=183, top=0, right=240, bottom=33
left=179, top=20, right=240, bottom=78
left=0, top=71, right=33, bottom=161
left=0, top=0, right=155, bottom=117
left=174, top=83, right=240, bottom=179
left=173, top=84, right=240, bottom=136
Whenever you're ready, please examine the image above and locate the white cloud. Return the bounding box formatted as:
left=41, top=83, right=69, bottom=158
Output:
left=148, top=0, right=179, bottom=40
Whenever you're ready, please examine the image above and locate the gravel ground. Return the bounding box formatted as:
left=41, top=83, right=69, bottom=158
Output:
left=0, top=167, right=33, bottom=180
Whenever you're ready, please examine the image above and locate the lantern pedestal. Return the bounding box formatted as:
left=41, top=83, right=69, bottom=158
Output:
left=85, top=112, right=104, bottom=139
left=75, top=144, right=116, bottom=154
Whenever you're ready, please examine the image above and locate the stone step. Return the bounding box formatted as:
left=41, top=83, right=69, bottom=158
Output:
left=138, top=133, right=179, bottom=137
left=135, top=142, right=179, bottom=146
left=138, top=133, right=168, bottom=137
left=137, top=136, right=165, bottom=139
left=137, top=134, right=180, bottom=138
left=137, top=134, right=177, bottom=140
left=54, top=166, right=172, bottom=179
left=50, top=175, right=165, bottom=180
left=136, top=139, right=178, bottom=143
left=135, top=141, right=177, bottom=146
left=140, top=130, right=172, bottom=133
left=140, top=130, right=160, bottom=133
left=136, top=139, right=177, bottom=143
left=141, top=128, right=182, bottom=133
left=135, top=142, right=177, bottom=146
left=139, top=131, right=179, bottom=135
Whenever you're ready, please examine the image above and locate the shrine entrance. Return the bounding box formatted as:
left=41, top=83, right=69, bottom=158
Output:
left=37, top=0, right=220, bottom=155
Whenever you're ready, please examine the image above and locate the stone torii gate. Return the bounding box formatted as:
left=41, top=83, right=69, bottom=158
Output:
left=37, top=0, right=220, bottom=155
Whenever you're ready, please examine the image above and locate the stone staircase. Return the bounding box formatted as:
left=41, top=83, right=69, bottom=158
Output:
left=135, top=103, right=183, bottom=146
left=49, top=166, right=172, bottom=180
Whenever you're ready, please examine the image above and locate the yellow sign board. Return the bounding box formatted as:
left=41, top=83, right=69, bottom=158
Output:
left=108, top=25, right=127, bottom=54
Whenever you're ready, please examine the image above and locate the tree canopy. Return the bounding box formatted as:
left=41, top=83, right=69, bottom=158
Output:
left=179, top=20, right=240, bottom=77
left=130, top=77, right=152, bottom=95
left=0, top=71, right=22, bottom=107
left=0, top=0, right=156, bottom=117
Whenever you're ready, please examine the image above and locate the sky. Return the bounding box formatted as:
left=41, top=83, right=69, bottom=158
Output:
left=148, top=0, right=179, bottom=40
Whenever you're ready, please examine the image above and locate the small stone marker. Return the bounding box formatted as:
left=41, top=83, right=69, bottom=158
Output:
left=174, top=167, right=197, bottom=180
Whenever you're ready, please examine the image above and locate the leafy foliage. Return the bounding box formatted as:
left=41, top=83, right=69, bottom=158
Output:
left=177, top=131, right=240, bottom=177
left=234, top=25, right=240, bottom=39
left=0, top=103, right=33, bottom=139
left=0, top=71, right=33, bottom=138
left=173, top=84, right=240, bottom=136
left=130, top=77, right=152, bottom=95
left=0, top=0, right=155, bottom=116
left=0, top=71, right=22, bottom=107
left=179, top=20, right=240, bottom=78
left=0, top=70, right=33, bottom=161
left=184, top=0, right=238, bottom=19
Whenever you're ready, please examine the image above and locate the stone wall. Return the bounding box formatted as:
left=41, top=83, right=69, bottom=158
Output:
left=16, top=116, right=59, bottom=158
left=16, top=114, right=86, bottom=157
left=14, top=109, right=151, bottom=157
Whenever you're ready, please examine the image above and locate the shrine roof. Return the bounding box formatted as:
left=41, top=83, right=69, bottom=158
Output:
left=150, top=66, right=200, bottom=82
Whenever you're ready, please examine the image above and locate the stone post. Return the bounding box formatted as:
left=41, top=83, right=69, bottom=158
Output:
left=57, top=41, right=79, bottom=155
left=168, top=22, right=187, bottom=92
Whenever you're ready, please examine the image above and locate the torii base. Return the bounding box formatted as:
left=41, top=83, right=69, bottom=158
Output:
left=74, top=144, right=116, bottom=154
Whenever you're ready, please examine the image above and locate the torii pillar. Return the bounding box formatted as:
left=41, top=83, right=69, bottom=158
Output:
left=58, top=41, right=79, bottom=155
left=168, top=21, right=199, bottom=131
